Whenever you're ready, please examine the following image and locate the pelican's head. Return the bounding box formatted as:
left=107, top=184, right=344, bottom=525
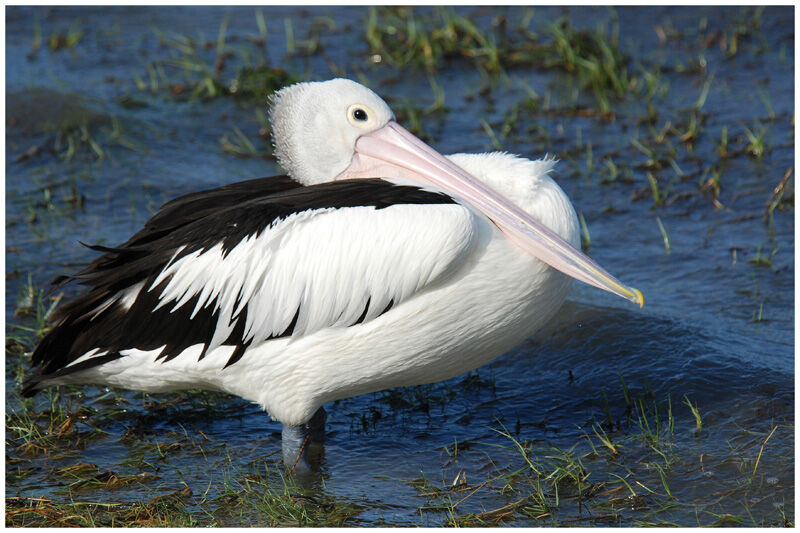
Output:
left=268, top=79, right=643, bottom=307
left=269, top=79, right=395, bottom=185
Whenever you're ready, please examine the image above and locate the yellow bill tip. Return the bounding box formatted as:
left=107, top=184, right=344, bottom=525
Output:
left=632, top=288, right=645, bottom=308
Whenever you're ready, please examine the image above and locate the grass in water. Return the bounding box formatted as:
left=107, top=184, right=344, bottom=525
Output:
left=366, top=7, right=636, bottom=113
left=138, top=20, right=297, bottom=103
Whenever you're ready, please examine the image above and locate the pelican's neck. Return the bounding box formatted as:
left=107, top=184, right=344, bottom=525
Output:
left=445, top=152, right=580, bottom=248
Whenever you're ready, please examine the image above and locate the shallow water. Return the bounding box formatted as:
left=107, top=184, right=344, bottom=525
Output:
left=6, top=6, right=794, bottom=526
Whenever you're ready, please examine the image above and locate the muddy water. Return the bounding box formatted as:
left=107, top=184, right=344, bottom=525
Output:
left=6, top=6, right=793, bottom=526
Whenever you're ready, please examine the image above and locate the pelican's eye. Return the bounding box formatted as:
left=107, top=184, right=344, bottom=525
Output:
left=347, top=104, right=375, bottom=127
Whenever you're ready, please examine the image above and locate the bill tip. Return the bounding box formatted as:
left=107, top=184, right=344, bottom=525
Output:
left=633, top=288, right=645, bottom=308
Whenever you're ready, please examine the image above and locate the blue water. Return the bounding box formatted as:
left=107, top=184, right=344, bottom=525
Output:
left=6, top=5, right=793, bottom=526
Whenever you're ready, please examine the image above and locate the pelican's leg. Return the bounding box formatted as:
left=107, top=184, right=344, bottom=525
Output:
left=282, top=406, right=327, bottom=473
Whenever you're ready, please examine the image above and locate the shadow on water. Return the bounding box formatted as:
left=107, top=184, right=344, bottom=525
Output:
left=528, top=301, right=792, bottom=407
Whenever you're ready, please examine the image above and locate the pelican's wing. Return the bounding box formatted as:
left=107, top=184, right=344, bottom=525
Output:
left=23, top=178, right=477, bottom=393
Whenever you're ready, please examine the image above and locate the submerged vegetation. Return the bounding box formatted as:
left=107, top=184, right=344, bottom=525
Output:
left=6, top=5, right=794, bottom=527
left=7, top=89, right=142, bottom=162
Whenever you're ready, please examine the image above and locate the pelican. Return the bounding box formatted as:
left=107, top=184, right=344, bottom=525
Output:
left=23, top=79, right=642, bottom=470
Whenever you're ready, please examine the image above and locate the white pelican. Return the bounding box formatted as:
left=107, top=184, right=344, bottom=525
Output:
left=23, top=79, right=642, bottom=470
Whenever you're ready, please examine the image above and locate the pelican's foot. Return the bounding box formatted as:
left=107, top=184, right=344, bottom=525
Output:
left=281, top=406, right=327, bottom=474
